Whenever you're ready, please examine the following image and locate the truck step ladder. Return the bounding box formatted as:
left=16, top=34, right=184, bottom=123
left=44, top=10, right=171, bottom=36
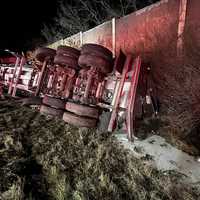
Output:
left=108, top=52, right=141, bottom=141
left=8, top=57, right=26, bottom=97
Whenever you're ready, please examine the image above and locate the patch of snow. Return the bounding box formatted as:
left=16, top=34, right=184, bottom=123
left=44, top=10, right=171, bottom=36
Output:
left=116, top=134, right=200, bottom=185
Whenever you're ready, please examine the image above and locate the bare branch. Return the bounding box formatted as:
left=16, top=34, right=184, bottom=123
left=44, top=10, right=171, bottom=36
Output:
left=41, top=0, right=158, bottom=42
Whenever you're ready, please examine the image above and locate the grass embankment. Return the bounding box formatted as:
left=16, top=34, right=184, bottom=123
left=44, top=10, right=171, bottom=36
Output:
left=0, top=100, right=199, bottom=200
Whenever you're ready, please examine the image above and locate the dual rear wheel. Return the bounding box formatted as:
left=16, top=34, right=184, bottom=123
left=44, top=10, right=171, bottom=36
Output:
left=34, top=44, right=113, bottom=127
left=78, top=43, right=113, bottom=74
left=40, top=95, right=65, bottom=118
left=39, top=95, right=99, bottom=127
left=63, top=102, right=99, bottom=127
left=54, top=45, right=80, bottom=70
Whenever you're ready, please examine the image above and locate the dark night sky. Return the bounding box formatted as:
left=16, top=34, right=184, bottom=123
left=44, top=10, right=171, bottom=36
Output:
left=0, top=0, right=58, bottom=51
left=0, top=0, right=158, bottom=52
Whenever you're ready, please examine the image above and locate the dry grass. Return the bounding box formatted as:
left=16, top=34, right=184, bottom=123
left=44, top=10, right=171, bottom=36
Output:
left=135, top=26, right=200, bottom=155
left=0, top=100, right=199, bottom=200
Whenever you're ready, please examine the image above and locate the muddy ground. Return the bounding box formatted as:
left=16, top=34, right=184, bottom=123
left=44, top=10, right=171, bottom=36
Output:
left=0, top=99, right=199, bottom=200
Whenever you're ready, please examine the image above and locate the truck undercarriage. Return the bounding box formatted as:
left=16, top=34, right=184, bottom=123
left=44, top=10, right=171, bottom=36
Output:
left=0, top=44, right=158, bottom=140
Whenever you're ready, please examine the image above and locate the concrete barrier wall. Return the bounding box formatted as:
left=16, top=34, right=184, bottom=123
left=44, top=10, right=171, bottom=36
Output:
left=47, top=21, right=112, bottom=51
left=47, top=0, right=200, bottom=61
left=63, top=33, right=81, bottom=49
left=116, top=0, right=179, bottom=60
left=46, top=0, right=179, bottom=59
left=82, top=21, right=112, bottom=51
left=184, top=0, right=200, bottom=51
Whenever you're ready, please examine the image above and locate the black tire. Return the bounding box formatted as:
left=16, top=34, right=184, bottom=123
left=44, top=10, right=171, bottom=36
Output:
left=40, top=105, right=64, bottom=118
left=65, top=102, right=99, bottom=119
left=21, top=96, right=42, bottom=106
left=54, top=54, right=79, bottom=69
left=81, top=44, right=113, bottom=61
left=78, top=54, right=113, bottom=74
left=97, top=111, right=111, bottom=133
left=35, top=47, right=56, bottom=62
left=57, top=45, right=80, bottom=58
left=42, top=95, right=65, bottom=109
left=63, top=111, right=97, bottom=127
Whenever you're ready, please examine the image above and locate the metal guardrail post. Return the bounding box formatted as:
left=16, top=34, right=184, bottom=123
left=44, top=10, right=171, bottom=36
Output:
left=112, top=18, right=116, bottom=58
left=126, top=56, right=141, bottom=141
left=108, top=54, right=132, bottom=132
left=8, top=57, right=20, bottom=95
left=177, top=0, right=188, bottom=57
left=80, top=31, right=83, bottom=46
left=12, top=57, right=25, bottom=97
left=35, top=59, right=47, bottom=96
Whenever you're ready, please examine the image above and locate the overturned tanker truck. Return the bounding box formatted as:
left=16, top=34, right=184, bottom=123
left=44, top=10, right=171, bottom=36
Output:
left=0, top=44, right=158, bottom=140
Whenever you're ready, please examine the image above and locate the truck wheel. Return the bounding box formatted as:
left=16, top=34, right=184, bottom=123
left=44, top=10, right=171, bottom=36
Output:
left=78, top=54, right=113, bottom=74
left=35, top=47, right=56, bottom=62
left=54, top=54, right=79, bottom=69
left=81, top=44, right=112, bottom=61
left=97, top=111, right=112, bottom=133
left=42, top=95, right=65, bottom=109
left=57, top=45, right=80, bottom=58
left=65, top=102, right=99, bottom=119
left=40, top=105, right=64, bottom=118
left=21, top=96, right=42, bottom=106
left=63, top=111, right=97, bottom=127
